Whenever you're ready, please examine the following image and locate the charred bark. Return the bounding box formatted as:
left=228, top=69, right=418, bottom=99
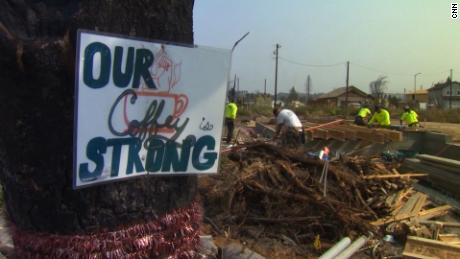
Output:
left=0, top=0, right=197, bottom=236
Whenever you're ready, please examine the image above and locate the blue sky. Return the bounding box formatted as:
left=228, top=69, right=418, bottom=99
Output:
left=193, top=0, right=460, bottom=95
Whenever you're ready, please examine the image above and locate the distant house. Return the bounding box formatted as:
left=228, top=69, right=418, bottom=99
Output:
left=313, top=86, right=373, bottom=108
left=427, top=81, right=460, bottom=109
left=404, top=88, right=428, bottom=109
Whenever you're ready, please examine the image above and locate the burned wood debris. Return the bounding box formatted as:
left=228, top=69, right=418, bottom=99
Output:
left=199, top=142, right=430, bottom=254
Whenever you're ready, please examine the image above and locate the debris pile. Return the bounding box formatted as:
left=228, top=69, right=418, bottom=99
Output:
left=199, top=142, right=419, bottom=252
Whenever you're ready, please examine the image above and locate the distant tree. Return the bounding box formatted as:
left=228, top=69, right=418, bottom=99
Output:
left=369, top=76, right=388, bottom=102
left=287, top=86, right=299, bottom=104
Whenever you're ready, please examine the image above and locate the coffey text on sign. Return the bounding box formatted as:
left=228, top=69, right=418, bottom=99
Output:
left=73, top=30, right=231, bottom=188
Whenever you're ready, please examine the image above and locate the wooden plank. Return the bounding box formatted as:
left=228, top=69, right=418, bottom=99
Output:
left=304, top=122, right=400, bottom=143
left=346, top=125, right=386, bottom=143
left=419, top=220, right=460, bottom=228
left=417, top=154, right=460, bottom=169
left=411, top=194, right=428, bottom=216
left=326, top=125, right=356, bottom=140
left=371, top=205, right=452, bottom=226
left=403, top=236, right=460, bottom=259
left=375, top=128, right=403, bottom=142
left=340, top=127, right=357, bottom=140
left=398, top=193, right=422, bottom=217
left=391, top=188, right=414, bottom=216
left=402, top=252, right=439, bottom=259
left=363, top=173, right=427, bottom=180
left=392, top=168, right=401, bottom=175
left=439, top=234, right=460, bottom=244
left=418, top=205, right=452, bottom=220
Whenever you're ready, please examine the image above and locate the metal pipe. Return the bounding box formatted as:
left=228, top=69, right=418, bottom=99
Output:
left=318, top=237, right=351, bottom=259
left=335, top=235, right=368, bottom=259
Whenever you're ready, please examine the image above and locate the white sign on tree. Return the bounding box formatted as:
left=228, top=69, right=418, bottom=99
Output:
left=73, top=30, right=231, bottom=189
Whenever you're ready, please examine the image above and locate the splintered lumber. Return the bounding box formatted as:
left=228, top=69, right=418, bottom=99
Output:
left=397, top=193, right=425, bottom=217
left=418, top=205, right=453, bottom=220
left=371, top=205, right=452, bottom=226
left=403, top=236, right=460, bottom=259
left=202, top=141, right=422, bottom=255
left=389, top=188, right=415, bottom=215
left=363, top=173, right=427, bottom=180
left=411, top=194, right=428, bottom=217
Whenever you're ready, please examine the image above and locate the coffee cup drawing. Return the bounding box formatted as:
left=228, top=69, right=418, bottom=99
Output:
left=120, top=89, right=189, bottom=134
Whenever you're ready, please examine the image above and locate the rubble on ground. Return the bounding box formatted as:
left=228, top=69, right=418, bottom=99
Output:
left=199, top=141, right=440, bottom=257
left=202, top=118, right=460, bottom=258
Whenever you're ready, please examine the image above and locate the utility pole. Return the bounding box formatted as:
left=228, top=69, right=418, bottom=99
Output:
left=345, top=61, right=350, bottom=117
left=306, top=75, right=311, bottom=105
left=236, top=77, right=240, bottom=103
left=413, top=73, right=421, bottom=103
left=264, top=78, right=267, bottom=96
left=450, top=69, right=453, bottom=109
left=274, top=44, right=280, bottom=107
left=237, top=77, right=240, bottom=92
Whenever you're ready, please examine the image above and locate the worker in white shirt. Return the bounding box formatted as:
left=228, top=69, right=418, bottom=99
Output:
left=273, top=107, right=305, bottom=147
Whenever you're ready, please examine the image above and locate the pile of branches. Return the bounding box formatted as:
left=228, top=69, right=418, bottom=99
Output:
left=202, top=142, right=411, bottom=244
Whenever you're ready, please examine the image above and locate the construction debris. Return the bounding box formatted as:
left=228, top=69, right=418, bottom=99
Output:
left=405, top=154, right=460, bottom=197
left=199, top=141, right=447, bottom=257
left=403, top=235, right=460, bottom=258
left=203, top=119, right=460, bottom=257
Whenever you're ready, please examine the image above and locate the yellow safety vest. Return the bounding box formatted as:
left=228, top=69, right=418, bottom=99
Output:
left=400, top=110, right=418, bottom=125
left=368, top=109, right=390, bottom=126
left=225, top=102, right=238, bottom=119
left=357, top=107, right=371, bottom=118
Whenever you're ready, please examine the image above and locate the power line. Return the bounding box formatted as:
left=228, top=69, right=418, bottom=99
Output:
left=351, top=62, right=451, bottom=77
left=350, top=62, right=411, bottom=77
left=278, top=57, right=453, bottom=78
left=278, top=57, right=345, bottom=67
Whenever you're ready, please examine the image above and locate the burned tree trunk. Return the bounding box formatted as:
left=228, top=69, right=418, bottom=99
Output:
left=0, top=0, right=198, bottom=257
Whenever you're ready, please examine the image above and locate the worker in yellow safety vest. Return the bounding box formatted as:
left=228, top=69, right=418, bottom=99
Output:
left=354, top=103, right=372, bottom=126
left=400, top=105, right=419, bottom=127
left=224, top=101, right=238, bottom=143
left=368, top=105, right=391, bottom=128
